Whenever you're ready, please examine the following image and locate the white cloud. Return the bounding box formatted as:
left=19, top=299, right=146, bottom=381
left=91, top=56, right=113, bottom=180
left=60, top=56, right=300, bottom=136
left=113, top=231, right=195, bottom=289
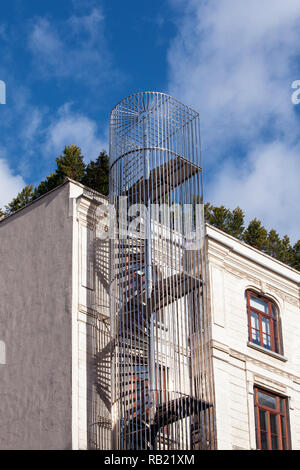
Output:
left=168, top=0, right=300, bottom=240
left=45, top=104, right=107, bottom=161
left=210, top=142, right=300, bottom=241
left=0, top=156, right=25, bottom=208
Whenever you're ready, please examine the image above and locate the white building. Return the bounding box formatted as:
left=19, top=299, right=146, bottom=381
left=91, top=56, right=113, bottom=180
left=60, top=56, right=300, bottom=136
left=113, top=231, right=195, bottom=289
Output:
left=0, top=178, right=299, bottom=450
left=207, top=225, right=300, bottom=450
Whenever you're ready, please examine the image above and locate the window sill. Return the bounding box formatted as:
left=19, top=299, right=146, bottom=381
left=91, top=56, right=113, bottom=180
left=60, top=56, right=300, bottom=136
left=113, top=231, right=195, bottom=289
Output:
left=247, top=342, right=287, bottom=362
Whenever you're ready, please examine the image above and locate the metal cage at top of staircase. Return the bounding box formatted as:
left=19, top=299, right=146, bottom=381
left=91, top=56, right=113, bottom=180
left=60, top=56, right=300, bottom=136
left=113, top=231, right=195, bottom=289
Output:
left=109, top=91, right=215, bottom=450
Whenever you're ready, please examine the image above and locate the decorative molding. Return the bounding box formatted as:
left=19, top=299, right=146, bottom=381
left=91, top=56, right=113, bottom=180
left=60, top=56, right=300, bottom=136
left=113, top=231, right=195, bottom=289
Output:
left=265, top=284, right=300, bottom=308
left=247, top=342, right=288, bottom=362
left=211, top=340, right=299, bottom=384
left=253, top=374, right=287, bottom=395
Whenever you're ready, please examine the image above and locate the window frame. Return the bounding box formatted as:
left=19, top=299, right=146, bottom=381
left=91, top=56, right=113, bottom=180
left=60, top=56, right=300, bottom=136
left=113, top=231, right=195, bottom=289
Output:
left=254, top=387, right=291, bottom=450
left=246, top=290, right=282, bottom=355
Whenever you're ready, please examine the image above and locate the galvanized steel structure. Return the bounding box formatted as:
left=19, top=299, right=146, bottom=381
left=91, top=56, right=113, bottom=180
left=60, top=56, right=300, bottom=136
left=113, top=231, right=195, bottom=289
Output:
left=109, top=92, right=215, bottom=450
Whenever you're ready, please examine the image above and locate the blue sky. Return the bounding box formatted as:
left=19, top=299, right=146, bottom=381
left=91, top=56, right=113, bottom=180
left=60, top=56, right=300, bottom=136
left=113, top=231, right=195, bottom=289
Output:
left=0, top=0, right=300, bottom=241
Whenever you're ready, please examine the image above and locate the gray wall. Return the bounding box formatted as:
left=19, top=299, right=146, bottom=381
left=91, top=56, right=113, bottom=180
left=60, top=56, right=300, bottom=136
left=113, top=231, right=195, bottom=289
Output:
left=0, top=184, right=73, bottom=449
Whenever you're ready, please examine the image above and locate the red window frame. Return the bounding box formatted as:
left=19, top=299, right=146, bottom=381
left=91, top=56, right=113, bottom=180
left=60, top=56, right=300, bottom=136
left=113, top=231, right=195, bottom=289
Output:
left=254, top=387, right=290, bottom=450
left=129, top=362, right=168, bottom=419
left=247, top=290, right=282, bottom=354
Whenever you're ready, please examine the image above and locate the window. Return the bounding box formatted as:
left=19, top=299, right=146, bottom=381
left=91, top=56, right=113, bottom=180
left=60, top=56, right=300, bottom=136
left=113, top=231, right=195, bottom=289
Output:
left=254, top=387, right=290, bottom=450
left=246, top=290, right=282, bottom=354
left=128, top=361, right=168, bottom=420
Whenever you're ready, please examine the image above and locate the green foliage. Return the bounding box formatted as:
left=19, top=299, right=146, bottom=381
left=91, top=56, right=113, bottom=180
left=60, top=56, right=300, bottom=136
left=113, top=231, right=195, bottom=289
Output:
left=2, top=145, right=109, bottom=213
left=265, top=229, right=282, bottom=258
left=56, top=144, right=85, bottom=181
left=228, top=207, right=245, bottom=239
left=209, top=205, right=231, bottom=232
left=278, top=235, right=295, bottom=266
left=242, top=218, right=268, bottom=250
left=81, top=151, right=109, bottom=196
left=204, top=203, right=245, bottom=239
left=292, top=240, right=300, bottom=271
left=32, top=145, right=86, bottom=200
left=4, top=185, right=34, bottom=215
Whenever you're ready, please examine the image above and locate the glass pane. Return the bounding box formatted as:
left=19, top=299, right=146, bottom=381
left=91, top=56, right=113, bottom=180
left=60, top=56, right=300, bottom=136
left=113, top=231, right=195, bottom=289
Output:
left=262, top=316, right=270, bottom=334
left=254, top=407, right=258, bottom=428
left=282, top=437, right=287, bottom=450
left=280, top=398, right=285, bottom=414
left=281, top=415, right=286, bottom=437
left=252, top=328, right=260, bottom=345
left=260, top=431, right=268, bottom=450
left=263, top=333, right=271, bottom=350
left=251, top=312, right=260, bottom=344
left=271, top=434, right=278, bottom=450
left=258, top=391, right=277, bottom=409
left=251, top=311, right=259, bottom=328
left=250, top=295, right=268, bottom=313
left=259, top=409, right=267, bottom=431
left=270, top=413, right=278, bottom=434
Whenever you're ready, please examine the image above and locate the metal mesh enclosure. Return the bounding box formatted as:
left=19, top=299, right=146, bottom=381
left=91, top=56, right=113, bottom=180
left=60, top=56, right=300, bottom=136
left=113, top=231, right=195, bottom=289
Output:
left=109, top=92, right=215, bottom=450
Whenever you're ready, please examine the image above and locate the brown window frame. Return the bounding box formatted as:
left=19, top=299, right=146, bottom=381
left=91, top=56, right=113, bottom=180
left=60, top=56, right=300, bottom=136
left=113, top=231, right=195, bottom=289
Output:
left=246, top=290, right=282, bottom=355
left=254, top=387, right=291, bottom=450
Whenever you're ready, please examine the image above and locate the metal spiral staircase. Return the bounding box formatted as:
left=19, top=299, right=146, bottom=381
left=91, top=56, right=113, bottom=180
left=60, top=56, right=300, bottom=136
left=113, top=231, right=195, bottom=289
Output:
left=109, top=92, right=215, bottom=450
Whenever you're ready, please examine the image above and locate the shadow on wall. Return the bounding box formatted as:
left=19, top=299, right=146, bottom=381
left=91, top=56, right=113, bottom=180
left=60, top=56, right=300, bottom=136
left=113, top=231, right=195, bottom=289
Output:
left=85, top=203, right=112, bottom=449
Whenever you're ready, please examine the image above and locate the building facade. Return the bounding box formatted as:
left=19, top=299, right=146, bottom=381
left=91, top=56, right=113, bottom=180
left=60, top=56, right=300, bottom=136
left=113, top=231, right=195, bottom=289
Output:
left=207, top=225, right=300, bottom=450
left=0, top=179, right=299, bottom=449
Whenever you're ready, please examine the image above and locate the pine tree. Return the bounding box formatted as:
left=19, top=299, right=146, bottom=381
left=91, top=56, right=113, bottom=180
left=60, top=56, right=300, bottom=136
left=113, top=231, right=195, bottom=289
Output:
left=204, top=202, right=213, bottom=223
left=243, top=218, right=268, bottom=250
left=292, top=240, right=300, bottom=271
left=56, top=144, right=85, bottom=182
left=209, top=205, right=231, bottom=232
left=278, top=235, right=294, bottom=266
left=31, top=173, right=60, bottom=200
left=32, top=145, right=86, bottom=200
left=227, top=207, right=245, bottom=239
left=266, top=229, right=282, bottom=258
left=81, top=151, right=109, bottom=196
left=4, top=185, right=34, bottom=215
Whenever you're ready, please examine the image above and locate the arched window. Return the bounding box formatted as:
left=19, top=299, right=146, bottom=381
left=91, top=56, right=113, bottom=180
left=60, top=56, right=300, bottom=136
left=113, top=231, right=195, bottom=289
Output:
left=246, top=290, right=282, bottom=355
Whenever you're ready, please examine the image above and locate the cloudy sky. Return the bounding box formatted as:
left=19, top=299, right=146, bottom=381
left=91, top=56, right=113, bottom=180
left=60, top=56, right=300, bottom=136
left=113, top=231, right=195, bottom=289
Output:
left=0, top=0, right=299, bottom=240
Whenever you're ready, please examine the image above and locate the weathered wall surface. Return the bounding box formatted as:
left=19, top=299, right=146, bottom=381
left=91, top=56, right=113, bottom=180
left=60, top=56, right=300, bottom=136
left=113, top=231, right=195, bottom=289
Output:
left=207, top=225, right=300, bottom=450
left=0, top=184, right=73, bottom=449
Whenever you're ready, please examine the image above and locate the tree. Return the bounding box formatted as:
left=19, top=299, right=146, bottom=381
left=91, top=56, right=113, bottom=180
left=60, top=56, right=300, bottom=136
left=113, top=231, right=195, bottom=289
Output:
left=208, top=205, right=231, bottom=232
left=227, top=207, right=245, bottom=239
left=31, top=172, right=60, bottom=200
left=32, top=145, right=86, bottom=200
left=56, top=144, right=85, bottom=182
left=292, top=240, right=300, bottom=271
left=204, top=202, right=213, bottom=223
left=81, top=151, right=109, bottom=196
left=4, top=185, right=34, bottom=215
left=0, top=208, right=4, bottom=219
left=242, top=218, right=268, bottom=250
left=265, top=229, right=282, bottom=258
left=277, top=235, right=294, bottom=266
